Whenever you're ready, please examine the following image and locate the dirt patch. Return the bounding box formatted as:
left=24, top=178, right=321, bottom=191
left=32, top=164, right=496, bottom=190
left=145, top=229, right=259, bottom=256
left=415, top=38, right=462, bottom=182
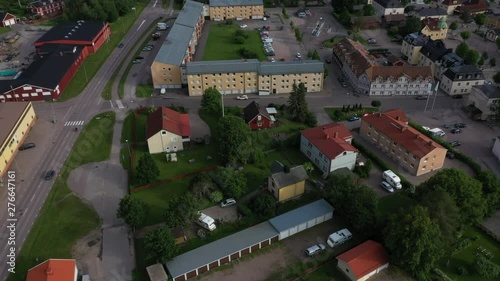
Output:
left=72, top=228, right=102, bottom=260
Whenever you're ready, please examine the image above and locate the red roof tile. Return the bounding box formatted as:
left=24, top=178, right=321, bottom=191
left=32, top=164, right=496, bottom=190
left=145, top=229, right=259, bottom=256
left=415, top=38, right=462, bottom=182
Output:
left=362, top=110, right=444, bottom=158
left=27, top=259, right=76, bottom=281
left=457, top=0, right=489, bottom=13
left=146, top=107, right=191, bottom=139
left=301, top=122, right=358, bottom=159
left=337, top=240, right=389, bottom=279
left=332, top=39, right=379, bottom=77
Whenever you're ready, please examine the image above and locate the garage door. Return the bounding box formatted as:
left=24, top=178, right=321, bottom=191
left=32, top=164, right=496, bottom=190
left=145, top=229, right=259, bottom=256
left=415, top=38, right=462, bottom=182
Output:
left=289, top=226, right=298, bottom=236
left=316, top=215, right=325, bottom=224
left=307, top=219, right=316, bottom=228
left=280, top=230, right=289, bottom=240
left=298, top=222, right=307, bottom=232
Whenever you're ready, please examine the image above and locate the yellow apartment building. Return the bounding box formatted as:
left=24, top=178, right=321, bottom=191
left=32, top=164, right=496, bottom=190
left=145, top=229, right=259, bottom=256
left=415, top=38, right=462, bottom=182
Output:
left=152, top=0, right=204, bottom=89
left=0, top=102, right=37, bottom=176
left=359, top=109, right=447, bottom=176
left=209, top=0, right=264, bottom=20
left=185, top=60, right=324, bottom=96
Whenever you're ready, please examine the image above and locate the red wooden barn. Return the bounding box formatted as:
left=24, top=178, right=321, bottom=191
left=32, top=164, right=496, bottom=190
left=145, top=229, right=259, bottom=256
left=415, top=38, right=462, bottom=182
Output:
left=243, top=101, right=278, bottom=130
left=0, top=12, right=16, bottom=27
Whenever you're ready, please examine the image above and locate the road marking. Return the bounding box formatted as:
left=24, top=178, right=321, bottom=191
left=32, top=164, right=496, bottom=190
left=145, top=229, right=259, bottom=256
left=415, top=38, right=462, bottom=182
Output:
left=62, top=105, right=73, bottom=121
left=30, top=194, right=35, bottom=202
left=153, top=0, right=158, bottom=7
left=64, top=121, right=85, bottom=126
left=137, top=20, right=146, bottom=31
left=110, top=100, right=114, bottom=109
left=116, top=100, right=125, bottom=109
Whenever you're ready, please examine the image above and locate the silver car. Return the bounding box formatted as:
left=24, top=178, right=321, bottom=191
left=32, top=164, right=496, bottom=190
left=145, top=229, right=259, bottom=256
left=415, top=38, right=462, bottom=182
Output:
left=305, top=243, right=326, bottom=257
left=381, top=181, right=395, bottom=193
left=220, top=198, right=236, bottom=208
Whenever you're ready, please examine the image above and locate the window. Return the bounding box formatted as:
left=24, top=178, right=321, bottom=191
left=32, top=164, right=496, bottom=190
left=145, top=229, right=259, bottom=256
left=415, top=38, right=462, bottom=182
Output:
left=422, top=166, right=427, bottom=170
left=308, top=142, right=312, bottom=148
left=307, top=151, right=311, bottom=156
left=257, top=122, right=262, bottom=127
left=424, top=157, right=428, bottom=162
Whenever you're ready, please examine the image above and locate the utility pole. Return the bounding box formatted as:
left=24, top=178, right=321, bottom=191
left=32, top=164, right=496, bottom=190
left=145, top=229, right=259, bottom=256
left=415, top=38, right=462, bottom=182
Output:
left=431, top=81, right=440, bottom=111
left=50, top=100, right=56, bottom=123
left=221, top=93, right=225, bottom=117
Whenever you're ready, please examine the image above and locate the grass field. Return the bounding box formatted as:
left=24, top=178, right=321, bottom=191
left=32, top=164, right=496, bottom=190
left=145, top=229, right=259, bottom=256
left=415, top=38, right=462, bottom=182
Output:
left=58, top=3, right=147, bottom=101
left=203, top=24, right=267, bottom=61
left=0, top=27, right=11, bottom=35
left=8, top=112, right=115, bottom=281
left=322, top=37, right=343, bottom=48
left=324, top=107, right=379, bottom=121
left=136, top=84, right=154, bottom=98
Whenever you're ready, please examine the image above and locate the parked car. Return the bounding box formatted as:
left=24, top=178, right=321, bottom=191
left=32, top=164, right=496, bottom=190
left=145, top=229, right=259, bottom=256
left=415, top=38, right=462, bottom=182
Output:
left=374, top=53, right=382, bottom=58
left=305, top=244, right=326, bottom=257
left=296, top=53, right=302, bottom=59
left=240, top=24, right=248, bottom=28
left=380, top=181, right=395, bottom=193
left=269, top=58, right=275, bottom=62
left=451, top=128, right=462, bottom=134
left=452, top=95, right=463, bottom=99
left=135, top=56, right=144, bottom=60
left=449, top=141, right=461, bottom=147
left=44, top=170, right=55, bottom=180
left=133, top=59, right=142, bottom=64
left=236, top=95, right=248, bottom=100
left=19, top=143, right=35, bottom=151
left=444, top=124, right=453, bottom=129
left=348, top=116, right=360, bottom=122
left=415, top=95, right=427, bottom=100
left=220, top=198, right=236, bottom=208
left=454, top=123, right=467, bottom=128
left=446, top=151, right=455, bottom=159
left=367, top=38, right=377, bottom=44
left=118, top=43, right=124, bottom=48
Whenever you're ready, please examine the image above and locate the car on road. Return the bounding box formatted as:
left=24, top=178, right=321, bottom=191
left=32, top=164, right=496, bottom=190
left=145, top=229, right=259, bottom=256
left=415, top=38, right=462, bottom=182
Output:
left=446, top=151, right=455, bottom=159
left=220, top=198, right=236, bottom=208
left=486, top=81, right=493, bottom=85
left=45, top=170, right=55, bottom=180
left=19, top=143, right=35, bottom=151
left=305, top=243, right=326, bottom=257
left=451, top=128, right=462, bottom=134
left=381, top=181, right=395, bottom=193
left=236, top=95, right=248, bottom=100
left=415, top=95, right=427, bottom=100
left=348, top=116, right=360, bottom=122
left=133, top=59, right=142, bottom=64
left=296, top=53, right=302, bottom=59
left=142, top=46, right=153, bottom=51
left=454, top=123, right=467, bottom=128
left=449, top=141, right=461, bottom=147
left=240, top=24, right=248, bottom=28
left=367, top=38, right=377, bottom=44
left=118, top=43, right=124, bottom=48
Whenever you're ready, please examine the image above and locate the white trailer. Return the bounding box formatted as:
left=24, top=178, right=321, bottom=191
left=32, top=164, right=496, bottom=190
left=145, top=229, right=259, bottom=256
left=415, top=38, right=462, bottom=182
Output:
left=382, top=170, right=402, bottom=189
left=327, top=228, right=352, bottom=248
left=197, top=212, right=216, bottom=231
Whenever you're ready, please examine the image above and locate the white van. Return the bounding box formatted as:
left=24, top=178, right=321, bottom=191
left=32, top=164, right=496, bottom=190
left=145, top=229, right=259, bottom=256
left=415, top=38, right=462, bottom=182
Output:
left=429, top=128, right=445, bottom=137
left=382, top=170, right=402, bottom=190
left=197, top=212, right=216, bottom=231
left=327, top=228, right=352, bottom=248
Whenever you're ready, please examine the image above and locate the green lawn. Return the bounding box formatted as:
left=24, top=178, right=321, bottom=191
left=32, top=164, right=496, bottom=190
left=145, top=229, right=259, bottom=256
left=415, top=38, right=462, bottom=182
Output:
left=435, top=225, right=500, bottom=281
left=136, top=84, right=154, bottom=98
left=58, top=3, right=147, bottom=101
left=322, top=37, right=343, bottom=48
left=203, top=24, right=267, bottom=61
left=0, top=27, right=11, bottom=35
left=121, top=110, right=134, bottom=144
left=324, top=107, right=379, bottom=121
left=8, top=112, right=115, bottom=281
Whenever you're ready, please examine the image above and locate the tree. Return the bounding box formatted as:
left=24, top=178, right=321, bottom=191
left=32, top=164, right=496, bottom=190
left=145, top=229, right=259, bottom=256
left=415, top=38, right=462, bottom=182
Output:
left=363, top=4, right=375, bottom=16
left=304, top=110, right=318, bottom=127
left=478, top=57, right=485, bottom=66
left=144, top=225, right=178, bottom=263
left=404, top=16, right=422, bottom=35
left=449, top=21, right=458, bottom=30
left=189, top=173, right=214, bottom=199
left=478, top=171, right=500, bottom=216
left=135, top=153, right=159, bottom=185
left=464, top=49, right=480, bottom=65
left=332, top=0, right=353, bottom=13
left=251, top=193, right=277, bottom=218
left=215, top=115, right=253, bottom=165
left=303, top=162, right=314, bottom=175
left=455, top=42, right=469, bottom=58
left=482, top=51, right=489, bottom=60
left=213, top=167, right=246, bottom=198
left=401, top=0, right=409, bottom=5
left=474, top=13, right=487, bottom=31
left=383, top=206, right=444, bottom=277
left=490, top=58, right=497, bottom=67
left=164, top=193, right=198, bottom=228
left=460, top=31, right=471, bottom=41
left=461, top=10, right=472, bottom=22
left=371, top=100, right=381, bottom=107
left=338, top=10, right=351, bottom=26
left=201, top=88, right=222, bottom=115
left=416, top=168, right=486, bottom=226
left=419, top=190, right=460, bottom=243
left=233, top=36, right=245, bottom=44
left=494, top=71, right=500, bottom=84
left=116, top=195, right=149, bottom=228
left=101, top=0, right=119, bottom=22
left=288, top=83, right=308, bottom=122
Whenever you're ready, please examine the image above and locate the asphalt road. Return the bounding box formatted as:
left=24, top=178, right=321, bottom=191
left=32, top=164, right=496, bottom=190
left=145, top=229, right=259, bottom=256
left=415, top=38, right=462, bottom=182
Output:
left=0, top=0, right=166, bottom=279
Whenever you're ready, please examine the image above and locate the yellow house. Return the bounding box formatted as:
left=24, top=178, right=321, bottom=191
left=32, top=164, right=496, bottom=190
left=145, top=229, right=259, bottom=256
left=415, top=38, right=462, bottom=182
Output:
left=268, top=161, right=308, bottom=202
left=420, top=17, right=448, bottom=40
left=209, top=0, right=264, bottom=21
left=0, top=102, right=37, bottom=176
left=146, top=107, right=191, bottom=154
left=487, top=14, right=500, bottom=29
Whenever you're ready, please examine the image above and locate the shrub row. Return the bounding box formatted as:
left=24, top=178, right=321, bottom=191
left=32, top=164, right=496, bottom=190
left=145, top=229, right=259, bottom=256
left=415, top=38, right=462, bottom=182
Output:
left=351, top=139, right=413, bottom=189
left=452, top=238, right=472, bottom=255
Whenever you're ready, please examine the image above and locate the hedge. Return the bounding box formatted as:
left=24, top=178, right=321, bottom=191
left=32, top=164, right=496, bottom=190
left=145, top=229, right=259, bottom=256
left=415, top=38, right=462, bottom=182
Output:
left=352, top=139, right=413, bottom=189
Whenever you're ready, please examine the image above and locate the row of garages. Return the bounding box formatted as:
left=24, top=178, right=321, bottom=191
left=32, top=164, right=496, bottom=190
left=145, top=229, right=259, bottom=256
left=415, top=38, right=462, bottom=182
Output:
left=165, top=199, right=335, bottom=281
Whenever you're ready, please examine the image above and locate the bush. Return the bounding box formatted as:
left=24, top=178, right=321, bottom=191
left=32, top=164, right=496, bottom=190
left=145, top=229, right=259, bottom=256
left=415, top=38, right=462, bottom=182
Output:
left=304, top=110, right=317, bottom=127
left=208, top=191, right=223, bottom=203
left=371, top=100, right=381, bottom=107
left=294, top=28, right=303, bottom=42
left=354, top=159, right=372, bottom=178
left=234, top=36, right=245, bottom=44
left=239, top=47, right=257, bottom=59
left=237, top=202, right=253, bottom=217
left=458, top=266, right=469, bottom=275
left=474, top=255, right=500, bottom=278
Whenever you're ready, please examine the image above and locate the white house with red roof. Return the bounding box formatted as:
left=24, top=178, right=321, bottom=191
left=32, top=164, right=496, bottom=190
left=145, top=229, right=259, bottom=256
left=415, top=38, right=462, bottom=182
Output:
left=146, top=107, right=191, bottom=154
left=336, top=240, right=390, bottom=281
left=27, top=259, right=78, bottom=281
left=300, top=123, right=358, bottom=176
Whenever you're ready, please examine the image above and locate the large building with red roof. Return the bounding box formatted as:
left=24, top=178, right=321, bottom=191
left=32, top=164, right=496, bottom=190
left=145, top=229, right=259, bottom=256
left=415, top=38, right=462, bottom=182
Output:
left=300, top=122, right=358, bottom=176
left=26, top=259, right=78, bottom=281
left=360, top=109, right=447, bottom=176
left=336, top=240, right=389, bottom=281
left=146, top=107, right=191, bottom=154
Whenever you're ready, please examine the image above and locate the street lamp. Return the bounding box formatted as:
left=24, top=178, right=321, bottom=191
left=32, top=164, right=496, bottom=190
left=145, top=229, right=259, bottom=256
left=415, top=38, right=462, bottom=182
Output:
left=221, top=92, right=225, bottom=117
left=125, top=140, right=132, bottom=159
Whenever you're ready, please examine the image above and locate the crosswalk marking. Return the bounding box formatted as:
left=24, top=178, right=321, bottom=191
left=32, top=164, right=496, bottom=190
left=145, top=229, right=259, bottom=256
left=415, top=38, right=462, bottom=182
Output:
left=116, top=100, right=124, bottom=109
left=64, top=120, right=85, bottom=126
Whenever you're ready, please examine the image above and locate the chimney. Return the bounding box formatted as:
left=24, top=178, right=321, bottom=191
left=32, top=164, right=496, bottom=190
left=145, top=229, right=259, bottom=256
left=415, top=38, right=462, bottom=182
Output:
left=334, top=132, right=339, bottom=138
left=395, top=116, right=400, bottom=120
left=401, top=125, right=407, bottom=132
left=45, top=267, right=53, bottom=275
left=284, top=165, right=290, bottom=173
left=378, top=113, right=382, bottom=117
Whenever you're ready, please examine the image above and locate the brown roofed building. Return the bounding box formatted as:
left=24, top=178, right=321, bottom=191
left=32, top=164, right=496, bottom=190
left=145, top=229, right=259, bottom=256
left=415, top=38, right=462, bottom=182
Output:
left=456, top=0, right=489, bottom=14
left=300, top=123, right=359, bottom=176
left=146, top=107, right=191, bottom=154
left=421, top=17, right=449, bottom=40
left=359, top=109, right=447, bottom=176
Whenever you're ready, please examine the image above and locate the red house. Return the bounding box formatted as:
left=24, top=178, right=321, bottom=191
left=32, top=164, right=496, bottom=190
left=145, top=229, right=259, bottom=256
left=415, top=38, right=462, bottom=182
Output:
left=35, top=20, right=110, bottom=54
left=0, top=12, right=16, bottom=27
left=243, top=101, right=278, bottom=130
left=28, top=0, right=65, bottom=17
left=0, top=44, right=85, bottom=102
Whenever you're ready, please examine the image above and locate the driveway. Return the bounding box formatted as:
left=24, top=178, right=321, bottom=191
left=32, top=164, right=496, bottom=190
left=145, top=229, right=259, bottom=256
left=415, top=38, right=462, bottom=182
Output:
left=189, top=109, right=211, bottom=139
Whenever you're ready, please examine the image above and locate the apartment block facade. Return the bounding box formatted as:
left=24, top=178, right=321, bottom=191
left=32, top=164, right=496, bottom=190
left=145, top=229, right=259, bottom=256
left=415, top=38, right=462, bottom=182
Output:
left=464, top=85, right=500, bottom=120
left=359, top=110, right=447, bottom=176
left=209, top=0, right=264, bottom=20
left=440, top=65, right=485, bottom=96
left=402, top=33, right=428, bottom=65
